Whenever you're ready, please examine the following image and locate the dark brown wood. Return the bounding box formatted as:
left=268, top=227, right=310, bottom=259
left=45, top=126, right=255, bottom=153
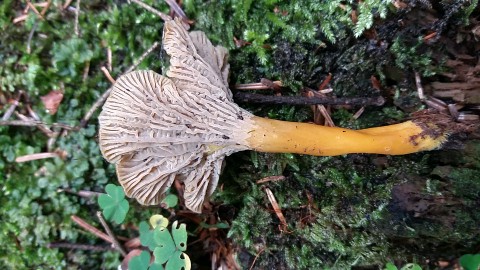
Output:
left=234, top=92, right=385, bottom=106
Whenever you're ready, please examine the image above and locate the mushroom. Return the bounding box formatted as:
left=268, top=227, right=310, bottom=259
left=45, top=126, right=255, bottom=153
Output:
left=98, top=19, right=447, bottom=213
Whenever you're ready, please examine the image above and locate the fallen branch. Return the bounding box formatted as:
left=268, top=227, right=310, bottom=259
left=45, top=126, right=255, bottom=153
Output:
left=234, top=92, right=385, bottom=106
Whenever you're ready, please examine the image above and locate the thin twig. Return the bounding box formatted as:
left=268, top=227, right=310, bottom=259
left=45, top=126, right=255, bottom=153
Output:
left=13, top=14, right=28, bottom=24
left=24, top=106, right=59, bottom=137
left=74, top=0, right=81, bottom=36
left=47, top=133, right=59, bottom=152
left=96, top=211, right=127, bottom=257
left=318, top=105, right=335, bottom=127
left=14, top=112, right=54, bottom=137
left=26, top=0, right=44, bottom=20
left=63, top=0, right=74, bottom=9
left=424, top=96, right=448, bottom=112
left=47, top=242, right=115, bottom=251
left=234, top=81, right=282, bottom=90
left=352, top=106, right=365, bottom=120
left=58, top=188, right=102, bottom=198
left=80, top=41, right=160, bottom=127
left=234, top=92, right=385, bottom=106
left=107, top=47, right=112, bottom=72
left=264, top=188, right=288, bottom=232
left=15, top=152, right=61, bottom=163
left=40, top=0, right=52, bottom=17
left=124, top=41, right=160, bottom=74
left=318, top=73, right=332, bottom=91
left=71, top=215, right=113, bottom=243
left=2, top=99, right=20, bottom=121
left=80, top=87, right=112, bottom=127
left=82, top=61, right=90, bottom=81
left=164, top=0, right=187, bottom=19
left=0, top=120, right=77, bottom=131
left=129, top=0, right=171, bottom=21
left=101, top=67, right=116, bottom=84
left=256, top=175, right=285, bottom=184
left=27, top=21, right=39, bottom=54
left=414, top=72, right=425, bottom=100
left=447, top=104, right=460, bottom=121
left=249, top=248, right=265, bottom=270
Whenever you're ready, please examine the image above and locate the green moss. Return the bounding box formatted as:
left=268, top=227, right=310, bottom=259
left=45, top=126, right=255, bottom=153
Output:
left=2, top=0, right=479, bottom=268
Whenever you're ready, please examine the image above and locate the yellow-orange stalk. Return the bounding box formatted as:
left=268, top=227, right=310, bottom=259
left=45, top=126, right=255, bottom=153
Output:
left=247, top=116, right=446, bottom=156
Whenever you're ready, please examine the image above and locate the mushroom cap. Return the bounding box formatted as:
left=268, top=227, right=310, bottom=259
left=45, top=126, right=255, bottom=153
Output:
left=98, top=19, right=254, bottom=212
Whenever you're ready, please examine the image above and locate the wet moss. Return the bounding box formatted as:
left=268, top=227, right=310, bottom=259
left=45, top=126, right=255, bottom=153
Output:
left=188, top=1, right=479, bottom=269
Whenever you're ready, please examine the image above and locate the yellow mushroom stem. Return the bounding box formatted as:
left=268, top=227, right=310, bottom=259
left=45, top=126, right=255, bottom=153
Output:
left=247, top=116, right=447, bottom=156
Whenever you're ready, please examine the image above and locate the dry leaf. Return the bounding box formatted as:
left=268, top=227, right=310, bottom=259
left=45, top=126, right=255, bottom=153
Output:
left=41, top=90, right=63, bottom=114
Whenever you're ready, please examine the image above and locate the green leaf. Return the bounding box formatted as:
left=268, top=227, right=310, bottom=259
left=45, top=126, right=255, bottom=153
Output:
left=165, top=251, right=191, bottom=270
left=128, top=250, right=151, bottom=270
left=97, top=184, right=129, bottom=224
left=171, top=221, right=188, bottom=252
left=150, top=214, right=169, bottom=229
left=460, top=254, right=480, bottom=270
left=161, top=194, right=178, bottom=208
left=150, top=262, right=165, bottom=270
left=385, top=262, right=398, bottom=270
left=139, top=221, right=156, bottom=251
left=153, top=227, right=176, bottom=264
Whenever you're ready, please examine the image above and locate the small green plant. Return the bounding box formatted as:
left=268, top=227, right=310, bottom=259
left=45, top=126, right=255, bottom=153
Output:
left=131, top=214, right=191, bottom=270
left=96, top=185, right=190, bottom=270
left=161, top=194, right=179, bottom=209
left=128, top=250, right=153, bottom=270
left=390, top=37, right=436, bottom=77
left=98, top=184, right=130, bottom=224
left=385, top=262, right=422, bottom=270
left=460, top=254, right=480, bottom=270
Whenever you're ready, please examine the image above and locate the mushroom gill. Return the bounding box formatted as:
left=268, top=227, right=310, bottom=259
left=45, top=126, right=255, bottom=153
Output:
left=99, top=18, right=448, bottom=213
left=99, top=20, right=257, bottom=212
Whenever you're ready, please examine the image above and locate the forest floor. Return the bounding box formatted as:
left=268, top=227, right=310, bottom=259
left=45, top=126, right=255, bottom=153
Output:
left=0, top=1, right=479, bottom=269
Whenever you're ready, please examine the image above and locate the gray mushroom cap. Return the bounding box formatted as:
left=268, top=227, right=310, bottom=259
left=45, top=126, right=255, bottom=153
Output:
left=98, top=19, right=255, bottom=212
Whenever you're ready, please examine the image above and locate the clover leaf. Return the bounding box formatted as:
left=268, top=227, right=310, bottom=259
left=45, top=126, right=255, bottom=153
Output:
left=460, top=254, right=480, bottom=270
left=139, top=221, right=156, bottom=251
left=128, top=250, right=151, bottom=270
left=97, top=184, right=129, bottom=224
left=153, top=221, right=190, bottom=270
left=150, top=214, right=169, bottom=229
left=153, top=227, right=176, bottom=265
left=171, top=221, right=188, bottom=252
left=161, top=194, right=178, bottom=208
